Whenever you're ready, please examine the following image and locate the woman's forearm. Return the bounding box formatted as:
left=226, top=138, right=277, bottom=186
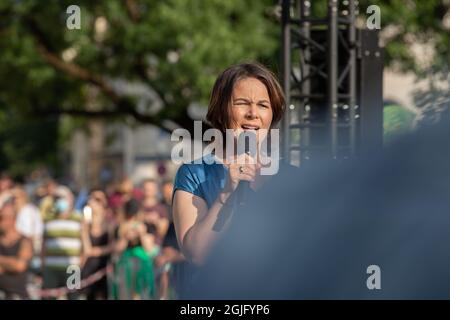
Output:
left=156, top=219, right=169, bottom=240
left=182, top=191, right=234, bottom=265
left=115, top=238, right=128, bottom=254
left=81, top=224, right=92, bottom=254
left=0, top=256, right=27, bottom=273
left=93, top=244, right=114, bottom=256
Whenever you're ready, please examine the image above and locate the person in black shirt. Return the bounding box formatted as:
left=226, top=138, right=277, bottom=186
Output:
left=81, top=189, right=114, bottom=300
left=0, top=196, right=33, bottom=299
left=154, top=181, right=185, bottom=299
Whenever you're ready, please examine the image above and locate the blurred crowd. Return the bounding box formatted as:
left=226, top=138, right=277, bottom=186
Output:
left=0, top=170, right=185, bottom=300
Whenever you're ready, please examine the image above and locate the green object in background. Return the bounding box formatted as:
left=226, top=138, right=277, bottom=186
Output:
left=383, top=104, right=415, bottom=145
left=111, top=247, right=156, bottom=300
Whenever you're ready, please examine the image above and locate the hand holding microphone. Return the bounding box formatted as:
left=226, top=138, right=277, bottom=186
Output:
left=222, top=155, right=257, bottom=193
left=221, top=131, right=260, bottom=206
left=214, top=133, right=260, bottom=232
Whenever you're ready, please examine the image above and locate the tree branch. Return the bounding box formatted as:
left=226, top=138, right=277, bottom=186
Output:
left=123, top=0, right=141, bottom=23
left=33, top=105, right=175, bottom=133
left=36, top=108, right=127, bottom=118
left=22, top=14, right=199, bottom=135
left=24, top=16, right=120, bottom=103
left=22, top=15, right=175, bottom=129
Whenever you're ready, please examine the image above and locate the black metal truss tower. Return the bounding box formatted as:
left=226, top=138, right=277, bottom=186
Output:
left=280, top=0, right=383, bottom=165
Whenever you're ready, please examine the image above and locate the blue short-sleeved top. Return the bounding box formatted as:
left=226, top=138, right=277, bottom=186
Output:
left=173, top=154, right=228, bottom=208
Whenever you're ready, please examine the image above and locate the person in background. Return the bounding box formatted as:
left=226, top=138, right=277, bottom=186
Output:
left=140, top=179, right=169, bottom=247
left=114, top=198, right=155, bottom=257
left=81, top=189, right=114, bottom=300
left=0, top=195, right=33, bottom=299
left=161, top=180, right=174, bottom=216
left=112, top=199, right=155, bottom=299
left=12, top=186, right=43, bottom=271
left=38, top=179, right=59, bottom=220
left=41, top=186, right=82, bottom=300
left=154, top=180, right=185, bottom=300
left=23, top=168, right=50, bottom=205
left=108, top=177, right=143, bottom=220
left=0, top=173, right=14, bottom=197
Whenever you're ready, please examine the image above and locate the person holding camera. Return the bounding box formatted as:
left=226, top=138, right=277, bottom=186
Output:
left=112, top=199, right=156, bottom=299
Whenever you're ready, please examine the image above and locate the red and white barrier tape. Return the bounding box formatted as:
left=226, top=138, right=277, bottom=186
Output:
left=35, top=265, right=113, bottom=299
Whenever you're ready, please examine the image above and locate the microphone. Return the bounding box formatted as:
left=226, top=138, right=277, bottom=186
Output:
left=212, top=131, right=256, bottom=232
left=237, top=131, right=256, bottom=207
left=237, top=175, right=250, bottom=207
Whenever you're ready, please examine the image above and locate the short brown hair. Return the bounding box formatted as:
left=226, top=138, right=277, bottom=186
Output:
left=206, top=62, right=285, bottom=133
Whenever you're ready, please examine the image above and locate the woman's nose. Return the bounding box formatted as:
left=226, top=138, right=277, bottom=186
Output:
left=246, top=103, right=258, bottom=119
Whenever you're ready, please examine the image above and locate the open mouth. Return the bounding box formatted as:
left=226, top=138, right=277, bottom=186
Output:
left=241, top=125, right=260, bottom=131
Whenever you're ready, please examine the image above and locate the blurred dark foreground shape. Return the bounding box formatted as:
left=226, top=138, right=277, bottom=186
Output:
left=189, top=115, right=450, bottom=299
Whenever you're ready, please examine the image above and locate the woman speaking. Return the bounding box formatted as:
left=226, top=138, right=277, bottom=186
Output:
left=172, top=62, right=286, bottom=267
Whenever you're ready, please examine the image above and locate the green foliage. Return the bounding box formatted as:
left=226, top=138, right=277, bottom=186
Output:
left=0, top=0, right=448, bottom=173
left=0, top=113, right=60, bottom=179
left=0, top=0, right=279, bottom=121
left=383, top=104, right=415, bottom=144
left=0, top=0, right=278, bottom=174
left=311, top=0, right=450, bottom=73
